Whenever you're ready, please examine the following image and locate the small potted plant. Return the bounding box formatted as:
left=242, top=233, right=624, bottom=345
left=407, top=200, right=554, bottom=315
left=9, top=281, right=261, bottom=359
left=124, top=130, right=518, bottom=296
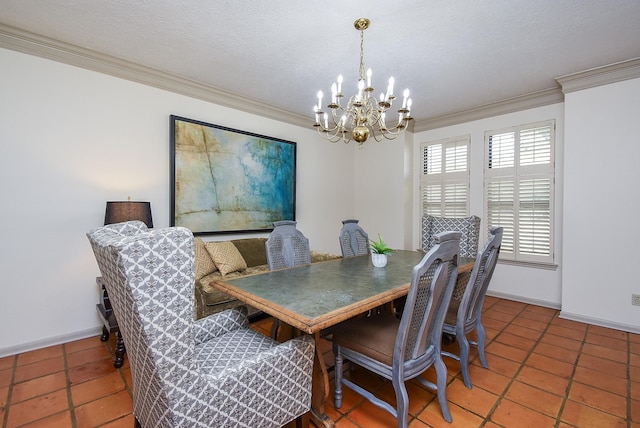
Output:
left=369, top=234, right=393, bottom=267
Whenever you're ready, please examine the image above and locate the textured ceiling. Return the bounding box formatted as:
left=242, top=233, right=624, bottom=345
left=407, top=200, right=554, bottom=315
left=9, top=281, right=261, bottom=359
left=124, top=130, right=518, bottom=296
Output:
left=2, top=0, right=640, bottom=128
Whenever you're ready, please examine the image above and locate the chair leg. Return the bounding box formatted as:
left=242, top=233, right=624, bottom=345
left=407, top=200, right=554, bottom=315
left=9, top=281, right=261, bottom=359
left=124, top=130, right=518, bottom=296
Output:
left=434, top=356, right=452, bottom=423
left=114, top=331, right=126, bottom=368
left=295, top=411, right=310, bottom=428
left=476, top=321, right=489, bottom=368
left=334, top=345, right=343, bottom=409
left=457, top=328, right=472, bottom=389
left=392, top=377, right=410, bottom=428
left=270, top=319, right=280, bottom=340
left=134, top=416, right=142, bottom=428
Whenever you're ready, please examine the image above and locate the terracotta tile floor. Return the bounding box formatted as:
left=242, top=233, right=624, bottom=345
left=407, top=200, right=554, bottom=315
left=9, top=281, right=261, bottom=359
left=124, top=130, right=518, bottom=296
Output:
left=1, top=296, right=638, bottom=427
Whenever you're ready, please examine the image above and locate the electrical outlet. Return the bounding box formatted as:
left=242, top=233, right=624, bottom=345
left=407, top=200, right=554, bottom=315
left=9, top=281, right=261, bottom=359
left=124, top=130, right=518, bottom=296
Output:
left=633, top=294, right=640, bottom=306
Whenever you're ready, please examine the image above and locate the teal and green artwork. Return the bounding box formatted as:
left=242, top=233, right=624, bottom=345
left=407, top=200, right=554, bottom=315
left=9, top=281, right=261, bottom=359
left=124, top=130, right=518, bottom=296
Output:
left=170, top=115, right=296, bottom=234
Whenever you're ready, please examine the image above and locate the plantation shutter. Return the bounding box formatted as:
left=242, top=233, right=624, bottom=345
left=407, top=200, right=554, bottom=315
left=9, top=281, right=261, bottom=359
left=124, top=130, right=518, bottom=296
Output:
left=485, top=121, right=554, bottom=263
left=420, top=136, right=470, bottom=218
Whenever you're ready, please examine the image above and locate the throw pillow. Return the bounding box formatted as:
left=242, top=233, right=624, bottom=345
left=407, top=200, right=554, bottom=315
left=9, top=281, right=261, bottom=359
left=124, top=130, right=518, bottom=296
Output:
left=194, top=237, right=217, bottom=280
left=231, top=238, right=267, bottom=267
left=205, top=241, right=248, bottom=276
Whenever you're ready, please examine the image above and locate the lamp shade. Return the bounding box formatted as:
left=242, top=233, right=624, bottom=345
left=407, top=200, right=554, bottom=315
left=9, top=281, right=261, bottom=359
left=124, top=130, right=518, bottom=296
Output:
left=104, top=201, right=153, bottom=228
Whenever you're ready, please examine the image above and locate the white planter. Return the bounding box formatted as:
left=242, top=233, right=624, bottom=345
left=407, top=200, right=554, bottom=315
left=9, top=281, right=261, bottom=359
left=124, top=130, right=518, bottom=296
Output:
left=371, top=253, right=388, bottom=267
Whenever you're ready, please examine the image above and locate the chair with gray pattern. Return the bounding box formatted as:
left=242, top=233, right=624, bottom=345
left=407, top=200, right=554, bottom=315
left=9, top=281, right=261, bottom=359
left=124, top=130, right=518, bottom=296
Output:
left=339, top=219, right=370, bottom=258
left=442, top=227, right=503, bottom=389
left=332, top=231, right=461, bottom=427
left=87, top=221, right=315, bottom=428
left=266, top=220, right=311, bottom=270
left=393, top=214, right=481, bottom=317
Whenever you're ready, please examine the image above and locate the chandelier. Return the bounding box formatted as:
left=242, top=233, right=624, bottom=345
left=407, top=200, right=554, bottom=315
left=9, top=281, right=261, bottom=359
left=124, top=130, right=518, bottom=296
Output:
left=313, top=18, right=413, bottom=147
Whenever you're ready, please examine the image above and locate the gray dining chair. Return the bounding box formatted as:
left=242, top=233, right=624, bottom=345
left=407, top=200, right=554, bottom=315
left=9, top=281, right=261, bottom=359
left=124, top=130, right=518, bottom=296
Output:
left=266, top=220, right=311, bottom=338
left=442, top=227, right=503, bottom=389
left=339, top=219, right=370, bottom=258
left=87, top=221, right=315, bottom=428
left=266, top=220, right=311, bottom=270
left=332, top=231, right=461, bottom=427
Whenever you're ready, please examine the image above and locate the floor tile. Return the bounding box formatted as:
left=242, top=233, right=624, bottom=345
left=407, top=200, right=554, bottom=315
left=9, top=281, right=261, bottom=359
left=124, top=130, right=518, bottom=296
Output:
left=490, top=398, right=556, bottom=428
left=10, top=371, right=67, bottom=403
left=71, top=370, right=126, bottom=406
left=578, top=353, right=627, bottom=379
left=568, top=382, right=627, bottom=418
left=74, top=390, right=133, bottom=427
left=504, top=380, right=563, bottom=418
left=68, top=358, right=117, bottom=385
left=20, top=410, right=73, bottom=428
left=5, top=388, right=69, bottom=427
left=13, top=357, right=65, bottom=383
left=16, top=345, right=64, bottom=366
left=561, top=399, right=627, bottom=428
left=515, top=366, right=570, bottom=396
left=445, top=378, right=498, bottom=418
left=572, top=365, right=628, bottom=396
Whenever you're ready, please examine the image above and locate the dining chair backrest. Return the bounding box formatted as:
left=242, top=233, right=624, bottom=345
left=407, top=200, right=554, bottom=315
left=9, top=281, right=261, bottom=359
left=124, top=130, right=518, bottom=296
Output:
left=339, top=219, right=370, bottom=258
left=266, top=220, right=311, bottom=270
left=442, top=226, right=503, bottom=388
left=397, top=231, right=461, bottom=366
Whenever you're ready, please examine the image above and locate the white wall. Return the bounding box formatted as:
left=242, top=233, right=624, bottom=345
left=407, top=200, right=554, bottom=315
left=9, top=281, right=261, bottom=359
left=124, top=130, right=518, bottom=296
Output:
left=561, top=77, right=640, bottom=332
left=411, top=104, right=565, bottom=309
left=0, top=47, right=355, bottom=356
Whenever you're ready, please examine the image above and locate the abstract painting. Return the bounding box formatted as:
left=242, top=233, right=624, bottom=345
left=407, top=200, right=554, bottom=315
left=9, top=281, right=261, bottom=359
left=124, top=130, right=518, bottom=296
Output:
left=170, top=115, right=296, bottom=234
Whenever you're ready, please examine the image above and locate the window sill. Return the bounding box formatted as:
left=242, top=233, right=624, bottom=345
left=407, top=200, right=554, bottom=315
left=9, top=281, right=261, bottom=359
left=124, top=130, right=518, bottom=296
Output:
left=497, top=259, right=558, bottom=270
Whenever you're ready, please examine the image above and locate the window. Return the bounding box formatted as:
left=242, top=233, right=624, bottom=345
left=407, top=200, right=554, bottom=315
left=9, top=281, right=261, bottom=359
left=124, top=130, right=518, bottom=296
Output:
left=420, top=136, right=470, bottom=218
left=484, top=121, right=555, bottom=264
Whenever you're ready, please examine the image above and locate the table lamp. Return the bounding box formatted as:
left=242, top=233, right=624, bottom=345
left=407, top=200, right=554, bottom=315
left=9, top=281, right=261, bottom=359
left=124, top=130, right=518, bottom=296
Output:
left=104, top=200, right=153, bottom=228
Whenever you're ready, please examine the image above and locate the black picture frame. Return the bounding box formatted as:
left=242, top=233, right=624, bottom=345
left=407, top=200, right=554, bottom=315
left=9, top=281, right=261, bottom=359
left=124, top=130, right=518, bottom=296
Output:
left=170, top=115, right=296, bottom=235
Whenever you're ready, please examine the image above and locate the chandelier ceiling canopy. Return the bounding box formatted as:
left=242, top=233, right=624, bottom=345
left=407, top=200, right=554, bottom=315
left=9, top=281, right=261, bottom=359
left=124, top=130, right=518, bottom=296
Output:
left=313, top=18, right=413, bottom=147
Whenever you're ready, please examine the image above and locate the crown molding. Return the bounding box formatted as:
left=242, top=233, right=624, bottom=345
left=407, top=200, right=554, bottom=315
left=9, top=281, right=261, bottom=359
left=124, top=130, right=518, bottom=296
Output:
left=0, top=24, right=311, bottom=128
left=413, top=88, right=564, bottom=132
left=556, top=57, right=640, bottom=93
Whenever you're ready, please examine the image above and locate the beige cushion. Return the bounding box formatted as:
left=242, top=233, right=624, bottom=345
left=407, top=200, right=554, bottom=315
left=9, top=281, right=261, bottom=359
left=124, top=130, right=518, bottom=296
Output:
left=194, top=237, right=217, bottom=280
left=205, top=241, right=247, bottom=276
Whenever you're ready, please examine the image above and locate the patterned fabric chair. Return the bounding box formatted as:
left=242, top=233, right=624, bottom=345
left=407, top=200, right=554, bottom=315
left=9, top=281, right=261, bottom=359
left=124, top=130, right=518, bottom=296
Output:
left=87, top=221, right=315, bottom=428
left=332, top=231, right=461, bottom=427
left=266, top=220, right=311, bottom=270
left=442, top=227, right=503, bottom=389
left=339, top=219, right=370, bottom=258
left=421, top=215, right=481, bottom=258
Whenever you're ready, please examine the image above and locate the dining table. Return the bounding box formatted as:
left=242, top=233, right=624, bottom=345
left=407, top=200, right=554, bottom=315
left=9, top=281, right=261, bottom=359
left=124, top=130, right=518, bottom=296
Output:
left=213, top=250, right=475, bottom=428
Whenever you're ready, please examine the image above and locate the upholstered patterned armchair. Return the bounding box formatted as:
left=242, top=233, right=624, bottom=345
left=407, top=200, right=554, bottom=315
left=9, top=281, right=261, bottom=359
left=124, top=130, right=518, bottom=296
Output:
left=421, top=215, right=481, bottom=258
left=87, top=221, right=315, bottom=428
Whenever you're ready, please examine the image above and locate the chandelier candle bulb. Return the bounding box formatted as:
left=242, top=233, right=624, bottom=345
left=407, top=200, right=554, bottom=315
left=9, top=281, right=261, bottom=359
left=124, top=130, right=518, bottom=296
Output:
left=317, top=91, right=323, bottom=110
left=337, top=74, right=343, bottom=94
left=402, top=89, right=409, bottom=108
left=367, top=68, right=372, bottom=87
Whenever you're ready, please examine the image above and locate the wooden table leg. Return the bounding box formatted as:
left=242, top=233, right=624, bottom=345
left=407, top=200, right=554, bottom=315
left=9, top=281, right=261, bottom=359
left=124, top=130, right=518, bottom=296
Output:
left=310, top=332, right=335, bottom=428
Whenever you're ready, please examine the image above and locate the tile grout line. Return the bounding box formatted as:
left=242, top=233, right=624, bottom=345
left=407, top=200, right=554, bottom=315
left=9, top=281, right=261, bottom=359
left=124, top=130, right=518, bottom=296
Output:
left=551, top=320, right=588, bottom=428
left=480, top=301, right=557, bottom=426
left=2, top=355, right=17, bottom=428
left=62, top=342, right=80, bottom=428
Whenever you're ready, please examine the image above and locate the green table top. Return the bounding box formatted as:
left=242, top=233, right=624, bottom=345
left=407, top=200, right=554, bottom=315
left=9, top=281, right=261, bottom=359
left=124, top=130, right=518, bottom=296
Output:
left=214, top=250, right=474, bottom=333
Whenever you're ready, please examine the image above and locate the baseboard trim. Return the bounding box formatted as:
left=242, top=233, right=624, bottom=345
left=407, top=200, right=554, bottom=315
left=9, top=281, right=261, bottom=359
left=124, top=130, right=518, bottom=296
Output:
left=0, top=326, right=102, bottom=359
left=486, top=290, right=561, bottom=311
left=559, top=311, right=640, bottom=335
